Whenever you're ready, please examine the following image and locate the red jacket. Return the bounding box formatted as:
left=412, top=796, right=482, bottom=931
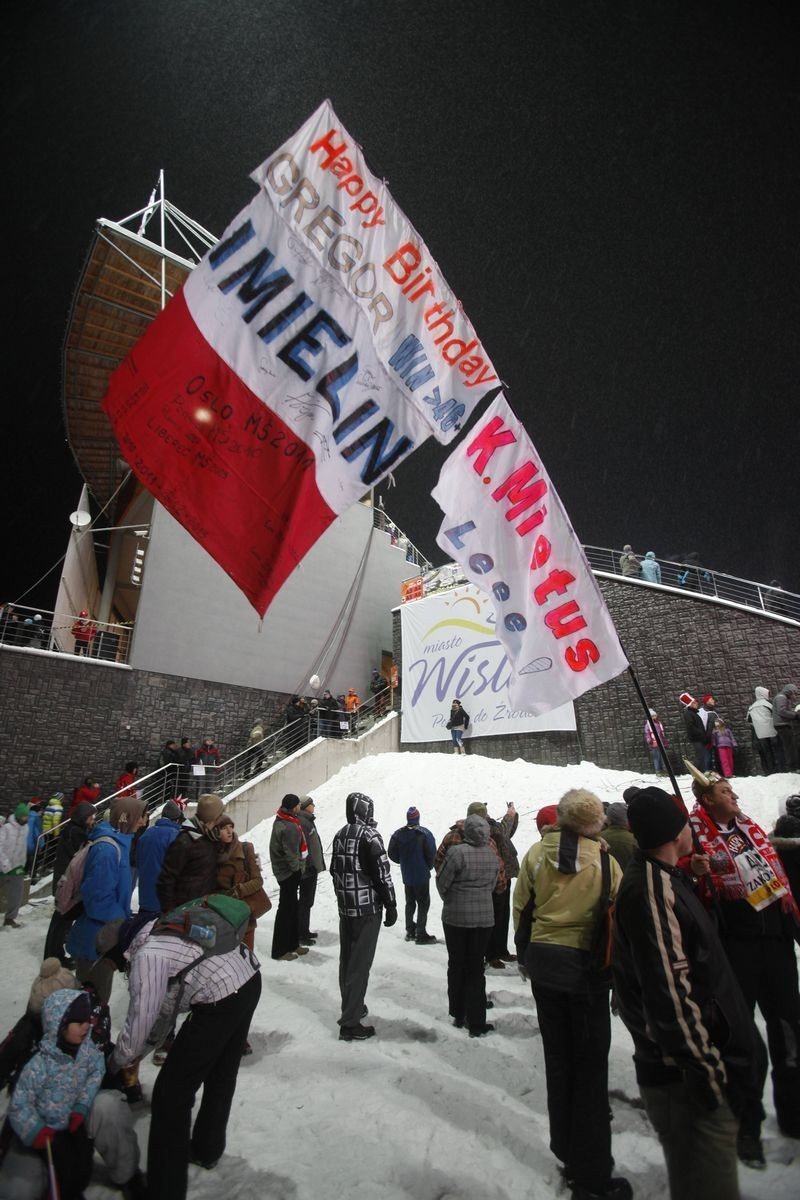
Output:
left=69, top=784, right=100, bottom=815
left=115, top=772, right=137, bottom=796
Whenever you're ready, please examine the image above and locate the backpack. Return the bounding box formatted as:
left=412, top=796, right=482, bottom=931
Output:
left=587, top=847, right=615, bottom=979
left=152, top=893, right=251, bottom=956
left=145, top=894, right=252, bottom=1050
left=55, top=837, right=120, bottom=915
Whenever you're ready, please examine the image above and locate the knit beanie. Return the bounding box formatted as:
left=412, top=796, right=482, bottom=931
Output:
left=406, top=807, right=420, bottom=825
left=466, top=801, right=487, bottom=818
left=28, top=959, right=77, bottom=1015
left=605, top=802, right=630, bottom=829
left=161, top=799, right=183, bottom=823
left=627, top=787, right=688, bottom=850
left=299, top=797, right=315, bottom=810
left=109, top=795, right=145, bottom=832
left=535, top=804, right=559, bottom=833
left=14, top=803, right=29, bottom=821
left=786, top=795, right=800, bottom=819
left=281, top=794, right=301, bottom=813
left=622, top=786, right=641, bottom=805
left=557, top=790, right=605, bottom=837
left=62, top=991, right=93, bottom=1028
left=196, top=794, right=224, bottom=824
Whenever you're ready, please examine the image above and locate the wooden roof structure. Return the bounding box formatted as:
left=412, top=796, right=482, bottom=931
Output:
left=61, top=183, right=216, bottom=505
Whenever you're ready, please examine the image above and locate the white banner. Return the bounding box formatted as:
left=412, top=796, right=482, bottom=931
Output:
left=400, top=585, right=576, bottom=743
left=250, top=100, right=499, bottom=444
left=432, top=395, right=628, bottom=716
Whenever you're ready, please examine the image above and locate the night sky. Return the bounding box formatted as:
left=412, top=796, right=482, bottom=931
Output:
left=3, top=0, right=798, bottom=611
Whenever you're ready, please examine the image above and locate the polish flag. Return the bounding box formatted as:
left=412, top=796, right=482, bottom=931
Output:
left=103, top=188, right=430, bottom=616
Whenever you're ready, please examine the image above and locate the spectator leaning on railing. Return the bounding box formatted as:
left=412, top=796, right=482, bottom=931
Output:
left=619, top=545, right=640, bottom=577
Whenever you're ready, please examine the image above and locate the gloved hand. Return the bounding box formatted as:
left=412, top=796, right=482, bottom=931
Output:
left=383, top=905, right=398, bottom=927
left=68, top=1112, right=85, bottom=1133
left=32, top=1126, right=56, bottom=1150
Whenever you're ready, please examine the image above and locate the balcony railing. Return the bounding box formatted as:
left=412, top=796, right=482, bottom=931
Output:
left=0, top=603, right=133, bottom=663
left=582, top=546, right=800, bottom=622
left=30, top=686, right=395, bottom=882
left=371, top=502, right=432, bottom=570
left=409, top=547, right=799, bottom=624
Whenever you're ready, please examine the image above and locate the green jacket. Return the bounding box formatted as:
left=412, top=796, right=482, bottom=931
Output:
left=601, top=826, right=636, bottom=872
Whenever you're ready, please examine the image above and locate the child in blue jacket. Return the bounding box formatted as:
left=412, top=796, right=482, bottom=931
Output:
left=0, top=986, right=143, bottom=1200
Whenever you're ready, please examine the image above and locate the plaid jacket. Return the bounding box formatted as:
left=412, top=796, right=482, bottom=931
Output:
left=436, top=816, right=499, bottom=928
left=331, top=793, right=396, bottom=918
left=435, top=820, right=507, bottom=893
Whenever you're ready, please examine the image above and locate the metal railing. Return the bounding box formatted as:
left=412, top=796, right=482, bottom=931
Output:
left=29, top=687, right=396, bottom=881
left=410, top=547, right=799, bottom=623
left=371, top=502, right=432, bottom=570
left=582, top=546, right=800, bottom=622
left=30, top=763, right=182, bottom=882
left=0, top=603, right=133, bottom=663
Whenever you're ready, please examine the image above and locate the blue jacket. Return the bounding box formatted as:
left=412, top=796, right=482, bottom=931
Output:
left=9, top=989, right=104, bottom=1145
left=26, top=810, right=43, bottom=857
left=136, top=818, right=181, bottom=913
left=388, top=824, right=436, bottom=887
left=640, top=552, right=662, bottom=584
left=66, top=822, right=134, bottom=961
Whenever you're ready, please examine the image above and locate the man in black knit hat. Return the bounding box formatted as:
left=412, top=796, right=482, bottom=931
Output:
left=613, top=786, right=760, bottom=1200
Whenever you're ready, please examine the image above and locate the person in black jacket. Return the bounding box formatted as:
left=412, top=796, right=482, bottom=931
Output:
left=446, top=699, right=470, bottom=755
left=178, top=738, right=196, bottom=799
left=42, top=802, right=97, bottom=964
left=680, top=694, right=707, bottom=769
left=155, top=794, right=224, bottom=913
left=614, top=787, right=760, bottom=1200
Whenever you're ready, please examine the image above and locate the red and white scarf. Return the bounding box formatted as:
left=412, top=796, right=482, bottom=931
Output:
left=690, top=803, right=800, bottom=921
left=276, top=809, right=308, bottom=858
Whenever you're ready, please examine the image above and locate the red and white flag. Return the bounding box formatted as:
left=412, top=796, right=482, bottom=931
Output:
left=103, top=101, right=498, bottom=616
left=432, top=395, right=628, bottom=715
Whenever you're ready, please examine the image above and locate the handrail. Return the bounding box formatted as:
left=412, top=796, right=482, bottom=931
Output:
left=29, top=686, right=397, bottom=883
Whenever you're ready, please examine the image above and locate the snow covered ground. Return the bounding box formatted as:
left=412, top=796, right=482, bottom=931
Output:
left=2, top=753, right=799, bottom=1199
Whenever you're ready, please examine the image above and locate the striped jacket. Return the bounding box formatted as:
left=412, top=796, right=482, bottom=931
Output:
left=613, top=849, right=759, bottom=1112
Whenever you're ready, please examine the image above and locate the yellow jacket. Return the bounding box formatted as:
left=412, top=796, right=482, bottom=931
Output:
left=513, top=828, right=622, bottom=952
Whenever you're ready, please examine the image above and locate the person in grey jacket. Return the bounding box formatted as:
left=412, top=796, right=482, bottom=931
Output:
left=296, top=797, right=326, bottom=946
left=746, top=686, right=781, bottom=774
left=640, top=551, right=662, bottom=584
left=269, top=794, right=308, bottom=962
left=437, top=814, right=499, bottom=1037
left=619, top=545, right=640, bottom=577
left=773, top=684, right=799, bottom=770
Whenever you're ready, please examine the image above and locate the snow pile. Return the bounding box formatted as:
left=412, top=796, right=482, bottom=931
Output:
left=1, top=754, right=798, bottom=1199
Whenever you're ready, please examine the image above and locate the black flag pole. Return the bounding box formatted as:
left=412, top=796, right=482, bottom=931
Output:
left=624, top=659, right=709, bottom=863
left=625, top=664, right=684, bottom=804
